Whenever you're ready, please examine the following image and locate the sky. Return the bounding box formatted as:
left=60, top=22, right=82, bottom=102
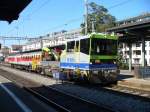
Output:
left=0, top=0, right=150, bottom=46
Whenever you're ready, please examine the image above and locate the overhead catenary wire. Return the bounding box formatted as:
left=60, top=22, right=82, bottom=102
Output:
left=6, top=0, right=51, bottom=36
left=6, top=0, right=134, bottom=38
left=26, top=0, right=51, bottom=17
left=107, top=0, right=132, bottom=9
left=41, top=17, right=83, bottom=35
left=40, top=0, right=135, bottom=35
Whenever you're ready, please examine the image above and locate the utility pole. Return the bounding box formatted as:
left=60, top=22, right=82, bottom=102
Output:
left=3, top=39, right=5, bottom=47
left=40, top=36, right=43, bottom=49
left=84, top=0, right=88, bottom=35
left=15, top=26, right=20, bottom=45
left=92, top=20, right=95, bottom=33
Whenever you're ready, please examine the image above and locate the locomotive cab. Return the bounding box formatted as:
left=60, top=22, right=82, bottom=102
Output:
left=89, top=34, right=118, bottom=83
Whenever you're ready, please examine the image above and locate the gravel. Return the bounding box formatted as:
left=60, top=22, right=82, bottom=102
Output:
left=52, top=84, right=150, bottom=112
left=0, top=66, right=150, bottom=112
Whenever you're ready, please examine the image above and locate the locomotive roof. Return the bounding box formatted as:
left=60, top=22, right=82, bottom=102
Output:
left=66, top=35, right=89, bottom=42
left=66, top=33, right=118, bottom=42
left=90, top=33, right=118, bottom=40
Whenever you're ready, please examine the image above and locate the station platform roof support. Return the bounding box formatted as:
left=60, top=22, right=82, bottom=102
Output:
left=107, top=14, right=150, bottom=71
left=0, top=0, right=32, bottom=23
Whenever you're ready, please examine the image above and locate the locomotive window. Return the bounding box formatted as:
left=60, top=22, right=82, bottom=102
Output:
left=75, top=41, right=79, bottom=52
left=91, top=38, right=117, bottom=55
left=80, top=38, right=89, bottom=54
left=67, top=41, right=75, bottom=52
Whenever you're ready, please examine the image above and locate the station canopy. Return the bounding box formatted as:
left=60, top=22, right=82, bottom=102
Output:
left=0, top=0, right=32, bottom=23
left=107, top=14, right=150, bottom=42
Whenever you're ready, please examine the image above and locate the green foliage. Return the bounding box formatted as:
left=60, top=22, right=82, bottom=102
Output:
left=81, top=2, right=116, bottom=34
left=116, top=53, right=129, bottom=70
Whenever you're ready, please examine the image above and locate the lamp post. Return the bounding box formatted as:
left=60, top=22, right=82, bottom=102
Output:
left=91, top=18, right=96, bottom=33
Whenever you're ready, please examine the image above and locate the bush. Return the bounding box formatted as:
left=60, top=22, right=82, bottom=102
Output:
left=116, top=54, right=129, bottom=70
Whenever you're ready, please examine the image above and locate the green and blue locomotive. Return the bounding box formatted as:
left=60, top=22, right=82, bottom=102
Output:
left=60, top=33, right=118, bottom=83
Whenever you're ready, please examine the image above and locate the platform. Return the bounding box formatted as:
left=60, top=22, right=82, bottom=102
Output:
left=117, top=70, right=150, bottom=92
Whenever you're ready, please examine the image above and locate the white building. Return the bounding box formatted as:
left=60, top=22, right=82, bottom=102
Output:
left=119, top=41, right=150, bottom=66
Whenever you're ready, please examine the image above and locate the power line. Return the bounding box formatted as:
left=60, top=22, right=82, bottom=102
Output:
left=27, top=0, right=51, bottom=17
left=6, top=0, right=51, bottom=36
left=6, top=0, right=134, bottom=37
left=42, top=17, right=83, bottom=35
left=0, top=36, right=37, bottom=40
left=41, top=0, right=134, bottom=35
left=108, top=0, right=131, bottom=9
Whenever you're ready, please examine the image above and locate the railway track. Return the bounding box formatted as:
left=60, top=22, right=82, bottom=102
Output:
left=0, top=68, right=115, bottom=112
left=25, top=86, right=114, bottom=112
left=2, top=63, right=150, bottom=99
left=75, top=83, right=150, bottom=103
left=105, top=85, right=150, bottom=98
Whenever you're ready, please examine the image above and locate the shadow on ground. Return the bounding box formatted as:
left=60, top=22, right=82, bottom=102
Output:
left=117, top=74, right=133, bottom=81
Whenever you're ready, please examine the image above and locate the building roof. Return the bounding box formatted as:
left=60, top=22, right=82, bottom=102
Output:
left=0, top=0, right=32, bottom=23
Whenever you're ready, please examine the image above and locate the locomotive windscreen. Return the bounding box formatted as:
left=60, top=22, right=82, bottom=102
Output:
left=91, top=38, right=117, bottom=55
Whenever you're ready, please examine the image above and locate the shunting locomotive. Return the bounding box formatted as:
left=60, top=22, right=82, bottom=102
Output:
left=60, top=33, right=118, bottom=83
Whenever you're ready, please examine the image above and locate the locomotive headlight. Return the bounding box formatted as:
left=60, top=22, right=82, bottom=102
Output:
left=90, top=59, right=101, bottom=64
left=95, top=60, right=100, bottom=63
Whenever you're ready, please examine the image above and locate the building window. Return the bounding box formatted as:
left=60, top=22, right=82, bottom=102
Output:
left=133, top=51, right=136, bottom=55
left=134, top=59, right=140, bottom=64
left=136, top=43, right=141, bottom=47
left=136, top=50, right=141, bottom=55
left=145, top=42, right=147, bottom=47
left=125, top=51, right=129, bottom=55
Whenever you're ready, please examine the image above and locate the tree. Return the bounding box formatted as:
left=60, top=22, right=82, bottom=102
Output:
left=81, top=2, right=116, bottom=34
left=116, top=52, right=129, bottom=70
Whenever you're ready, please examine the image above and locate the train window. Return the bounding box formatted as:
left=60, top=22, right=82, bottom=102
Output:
left=75, top=41, right=79, bottom=52
left=37, top=55, right=38, bottom=59
left=80, top=38, right=89, bottom=54
left=91, top=38, right=117, bottom=55
left=67, top=41, right=75, bottom=52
